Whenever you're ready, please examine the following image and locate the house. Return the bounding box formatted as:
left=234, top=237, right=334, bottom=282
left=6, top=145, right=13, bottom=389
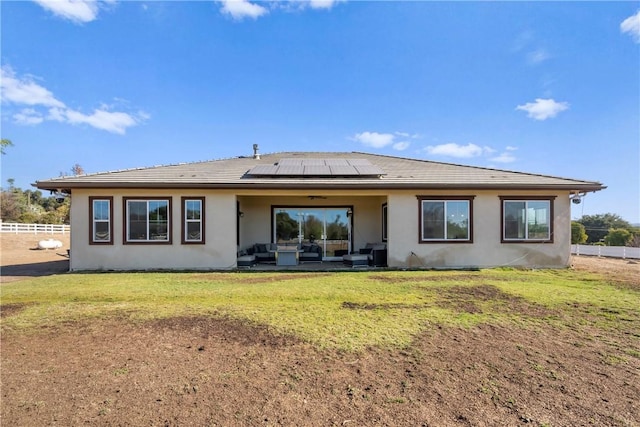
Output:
left=35, top=148, right=605, bottom=270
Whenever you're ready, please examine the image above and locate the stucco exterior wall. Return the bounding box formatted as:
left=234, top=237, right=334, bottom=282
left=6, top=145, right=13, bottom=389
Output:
left=69, top=187, right=572, bottom=270
left=70, top=189, right=237, bottom=271
left=387, top=190, right=571, bottom=268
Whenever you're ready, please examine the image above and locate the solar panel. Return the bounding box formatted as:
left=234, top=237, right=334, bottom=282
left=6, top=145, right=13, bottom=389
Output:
left=304, top=165, right=332, bottom=175
left=276, top=165, right=304, bottom=175
left=246, top=158, right=386, bottom=177
left=301, top=159, right=326, bottom=166
left=330, top=165, right=359, bottom=175
left=347, top=159, right=371, bottom=165
left=354, top=164, right=386, bottom=175
left=279, top=158, right=303, bottom=166
left=247, top=164, right=279, bottom=175
left=324, top=159, right=350, bottom=166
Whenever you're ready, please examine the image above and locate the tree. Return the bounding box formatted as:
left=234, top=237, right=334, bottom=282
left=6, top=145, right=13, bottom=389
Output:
left=59, top=163, right=85, bottom=177
left=571, top=221, right=587, bottom=244
left=0, top=183, right=70, bottom=224
left=0, top=191, right=21, bottom=221
left=604, top=228, right=632, bottom=246
left=326, top=215, right=348, bottom=240
left=71, top=163, right=85, bottom=175
left=275, top=212, right=298, bottom=241
left=304, top=215, right=323, bottom=241
left=1, top=138, right=13, bottom=155
left=577, top=213, right=633, bottom=244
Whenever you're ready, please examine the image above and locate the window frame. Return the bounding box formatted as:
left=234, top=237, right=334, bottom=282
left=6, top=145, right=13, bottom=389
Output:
left=500, top=196, right=555, bottom=243
left=123, top=197, right=172, bottom=245
left=89, top=196, right=113, bottom=245
left=382, top=203, right=388, bottom=242
left=181, top=197, right=205, bottom=244
left=417, top=196, right=474, bottom=243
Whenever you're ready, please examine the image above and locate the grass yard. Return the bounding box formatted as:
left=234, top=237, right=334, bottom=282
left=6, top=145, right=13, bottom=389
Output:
left=1, top=263, right=639, bottom=426
left=2, top=268, right=638, bottom=350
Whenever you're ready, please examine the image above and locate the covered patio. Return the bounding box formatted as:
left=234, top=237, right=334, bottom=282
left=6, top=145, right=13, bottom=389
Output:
left=235, top=260, right=381, bottom=272
left=236, top=193, right=388, bottom=264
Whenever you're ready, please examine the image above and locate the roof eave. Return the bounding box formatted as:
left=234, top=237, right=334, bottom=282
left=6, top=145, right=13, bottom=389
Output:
left=34, top=181, right=606, bottom=193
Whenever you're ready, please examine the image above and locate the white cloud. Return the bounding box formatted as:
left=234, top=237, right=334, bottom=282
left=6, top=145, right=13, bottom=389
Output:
left=512, top=31, right=552, bottom=67
left=309, top=0, right=341, bottom=10
left=13, top=108, right=44, bottom=125
left=516, top=98, right=569, bottom=120
left=47, top=107, right=66, bottom=122
left=351, top=131, right=416, bottom=151
left=32, top=0, right=102, bottom=23
left=422, top=142, right=517, bottom=163
left=64, top=108, right=140, bottom=135
left=1, top=67, right=65, bottom=108
left=218, top=0, right=344, bottom=19
left=527, top=48, right=550, bottom=65
left=2, top=66, right=146, bottom=134
left=352, top=131, right=395, bottom=148
left=621, top=10, right=640, bottom=43
left=392, top=141, right=410, bottom=151
left=490, top=146, right=518, bottom=163
left=490, top=152, right=516, bottom=163
left=219, top=0, right=268, bottom=20
left=425, top=143, right=490, bottom=158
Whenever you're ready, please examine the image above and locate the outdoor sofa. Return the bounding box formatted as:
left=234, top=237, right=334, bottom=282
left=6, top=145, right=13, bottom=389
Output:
left=244, top=242, right=323, bottom=265
left=343, top=243, right=387, bottom=267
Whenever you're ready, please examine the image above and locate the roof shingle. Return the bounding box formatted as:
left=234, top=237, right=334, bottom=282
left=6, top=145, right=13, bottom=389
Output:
left=35, top=151, right=605, bottom=192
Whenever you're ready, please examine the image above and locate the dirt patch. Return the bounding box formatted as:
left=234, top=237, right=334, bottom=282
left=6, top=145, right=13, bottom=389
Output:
left=0, top=303, right=31, bottom=317
left=2, top=316, right=638, bottom=426
left=150, top=316, right=302, bottom=348
left=571, top=255, right=640, bottom=291
left=370, top=273, right=487, bottom=283
left=2, top=236, right=639, bottom=425
left=1, top=233, right=70, bottom=283
left=341, top=301, right=426, bottom=310
left=435, top=284, right=558, bottom=317
left=187, top=273, right=334, bottom=285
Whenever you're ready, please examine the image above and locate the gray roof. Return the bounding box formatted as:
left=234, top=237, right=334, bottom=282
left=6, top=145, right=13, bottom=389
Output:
left=35, top=151, right=605, bottom=192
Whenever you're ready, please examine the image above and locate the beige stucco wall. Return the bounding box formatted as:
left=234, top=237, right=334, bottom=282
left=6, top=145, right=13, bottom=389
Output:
left=70, top=189, right=237, bottom=270
left=387, top=190, right=571, bottom=268
left=69, top=187, right=572, bottom=270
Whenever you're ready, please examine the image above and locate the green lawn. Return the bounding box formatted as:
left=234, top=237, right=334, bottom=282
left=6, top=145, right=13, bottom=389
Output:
left=1, top=269, right=638, bottom=351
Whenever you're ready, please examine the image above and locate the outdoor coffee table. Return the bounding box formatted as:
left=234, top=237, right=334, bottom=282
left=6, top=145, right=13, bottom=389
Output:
left=275, top=249, right=301, bottom=266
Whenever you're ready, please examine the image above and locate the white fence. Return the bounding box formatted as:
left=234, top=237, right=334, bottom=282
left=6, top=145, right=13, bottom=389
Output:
left=0, top=222, right=70, bottom=235
left=571, top=244, right=640, bottom=259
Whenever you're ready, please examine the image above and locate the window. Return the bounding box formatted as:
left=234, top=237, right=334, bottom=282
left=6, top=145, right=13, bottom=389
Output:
left=382, top=203, right=388, bottom=242
left=182, top=197, right=205, bottom=244
left=124, top=197, right=171, bottom=244
left=418, top=196, right=473, bottom=242
left=89, top=197, right=113, bottom=244
left=501, top=197, right=554, bottom=242
left=272, top=206, right=352, bottom=258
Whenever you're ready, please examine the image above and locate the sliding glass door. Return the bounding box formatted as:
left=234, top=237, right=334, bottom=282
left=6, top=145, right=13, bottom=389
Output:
left=273, top=207, right=351, bottom=260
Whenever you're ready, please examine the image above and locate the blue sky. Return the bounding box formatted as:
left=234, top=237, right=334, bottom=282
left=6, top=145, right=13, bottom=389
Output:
left=1, top=1, right=639, bottom=222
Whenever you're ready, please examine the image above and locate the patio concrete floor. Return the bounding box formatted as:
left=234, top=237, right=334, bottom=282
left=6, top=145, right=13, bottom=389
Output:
left=238, top=261, right=382, bottom=272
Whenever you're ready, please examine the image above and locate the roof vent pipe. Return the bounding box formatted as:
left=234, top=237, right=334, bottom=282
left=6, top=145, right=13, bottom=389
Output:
left=253, top=144, right=260, bottom=160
